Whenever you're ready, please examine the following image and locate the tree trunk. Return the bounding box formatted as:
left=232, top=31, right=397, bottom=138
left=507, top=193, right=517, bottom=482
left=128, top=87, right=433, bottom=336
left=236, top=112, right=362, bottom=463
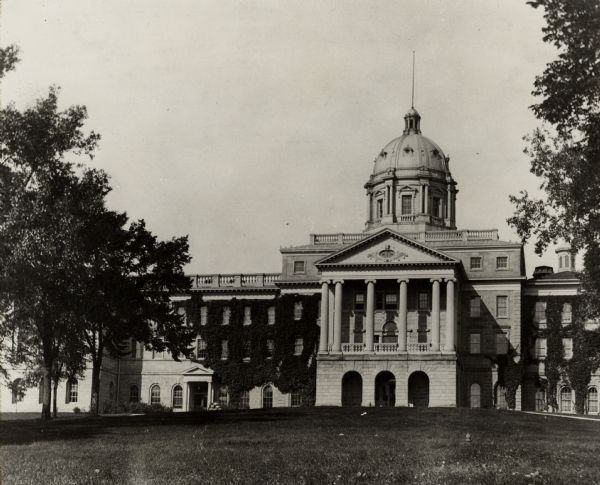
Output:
left=52, top=377, right=59, bottom=418
left=41, top=366, right=52, bottom=420
left=90, top=360, right=101, bottom=416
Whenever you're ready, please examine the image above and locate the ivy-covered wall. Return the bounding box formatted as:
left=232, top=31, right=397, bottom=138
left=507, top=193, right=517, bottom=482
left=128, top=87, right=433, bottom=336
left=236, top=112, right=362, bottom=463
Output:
left=182, top=293, right=320, bottom=407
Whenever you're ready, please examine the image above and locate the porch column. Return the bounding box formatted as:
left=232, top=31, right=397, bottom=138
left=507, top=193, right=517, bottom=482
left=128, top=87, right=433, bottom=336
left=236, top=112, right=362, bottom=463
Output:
left=319, top=281, right=329, bottom=353
left=365, top=279, right=375, bottom=352
left=431, top=278, right=441, bottom=351
left=207, top=381, right=213, bottom=406
left=332, top=280, right=343, bottom=352
left=445, top=278, right=455, bottom=352
left=397, top=279, right=408, bottom=351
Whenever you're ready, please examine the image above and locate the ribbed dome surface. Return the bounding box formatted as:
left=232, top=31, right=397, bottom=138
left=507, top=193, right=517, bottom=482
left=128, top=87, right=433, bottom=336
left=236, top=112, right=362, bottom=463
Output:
left=373, top=133, right=449, bottom=174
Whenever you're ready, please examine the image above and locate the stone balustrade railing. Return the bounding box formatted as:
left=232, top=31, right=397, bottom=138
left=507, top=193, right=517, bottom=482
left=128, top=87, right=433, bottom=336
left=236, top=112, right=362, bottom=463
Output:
left=335, top=341, right=447, bottom=354
left=189, top=273, right=281, bottom=289
left=310, top=229, right=499, bottom=245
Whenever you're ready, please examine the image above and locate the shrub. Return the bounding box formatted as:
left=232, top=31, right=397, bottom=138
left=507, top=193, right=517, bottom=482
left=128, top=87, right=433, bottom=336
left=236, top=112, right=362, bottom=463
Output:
left=73, top=407, right=81, bottom=414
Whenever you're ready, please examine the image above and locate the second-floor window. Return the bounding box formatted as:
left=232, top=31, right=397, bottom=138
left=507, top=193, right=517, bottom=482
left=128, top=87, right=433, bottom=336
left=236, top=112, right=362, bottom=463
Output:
left=496, top=296, right=508, bottom=318
left=294, top=302, right=303, bottom=320
left=418, top=292, right=429, bottom=310
left=563, top=338, right=573, bottom=360
left=196, top=338, right=207, bottom=360
left=293, top=260, right=305, bottom=274
left=470, top=257, right=482, bottom=270
left=354, top=293, right=365, bottom=312
left=243, top=306, right=252, bottom=326
left=496, top=333, right=508, bottom=354
left=469, top=333, right=481, bottom=354
left=535, top=338, right=547, bottom=359
left=221, top=340, right=229, bottom=360
left=534, top=301, right=547, bottom=325
left=496, top=256, right=508, bottom=269
left=561, top=303, right=572, bottom=324
left=200, top=306, right=208, bottom=326
left=470, top=296, right=481, bottom=318
left=294, top=337, right=303, bottom=356
left=266, top=339, right=274, bottom=358
left=222, top=307, right=231, bottom=326
left=267, top=306, right=276, bottom=325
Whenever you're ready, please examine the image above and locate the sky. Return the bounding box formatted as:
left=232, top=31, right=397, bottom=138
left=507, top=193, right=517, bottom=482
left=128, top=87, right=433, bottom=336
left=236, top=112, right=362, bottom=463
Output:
left=1, top=1, right=561, bottom=275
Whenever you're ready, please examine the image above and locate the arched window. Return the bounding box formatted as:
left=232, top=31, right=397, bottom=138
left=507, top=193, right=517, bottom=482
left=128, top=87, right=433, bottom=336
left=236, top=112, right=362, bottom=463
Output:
left=172, top=385, right=183, bottom=409
left=129, top=385, right=139, bottom=403
left=470, top=383, right=481, bottom=408
left=560, top=386, right=572, bottom=413
left=262, top=385, right=273, bottom=409
left=109, top=381, right=115, bottom=401
left=66, top=378, right=78, bottom=404
left=587, top=387, right=598, bottom=414
left=150, top=384, right=161, bottom=405
left=11, top=378, right=24, bottom=404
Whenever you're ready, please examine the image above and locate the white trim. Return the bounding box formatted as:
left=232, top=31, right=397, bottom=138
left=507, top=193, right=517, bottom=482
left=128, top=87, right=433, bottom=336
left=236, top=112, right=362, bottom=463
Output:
left=170, top=295, right=192, bottom=302
left=202, top=294, right=277, bottom=300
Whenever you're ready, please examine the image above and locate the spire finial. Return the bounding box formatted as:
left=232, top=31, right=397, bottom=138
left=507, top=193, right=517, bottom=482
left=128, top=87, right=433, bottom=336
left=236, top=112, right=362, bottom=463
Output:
left=411, top=50, right=415, bottom=108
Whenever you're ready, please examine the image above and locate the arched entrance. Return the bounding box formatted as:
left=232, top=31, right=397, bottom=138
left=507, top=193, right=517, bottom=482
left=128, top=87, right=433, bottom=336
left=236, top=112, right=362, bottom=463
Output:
left=375, top=371, right=395, bottom=407
left=341, top=371, right=362, bottom=407
left=408, top=371, right=429, bottom=407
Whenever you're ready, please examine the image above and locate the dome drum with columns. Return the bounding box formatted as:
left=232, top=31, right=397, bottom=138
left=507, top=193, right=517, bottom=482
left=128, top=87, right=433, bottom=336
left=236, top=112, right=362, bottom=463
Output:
left=365, top=108, right=458, bottom=233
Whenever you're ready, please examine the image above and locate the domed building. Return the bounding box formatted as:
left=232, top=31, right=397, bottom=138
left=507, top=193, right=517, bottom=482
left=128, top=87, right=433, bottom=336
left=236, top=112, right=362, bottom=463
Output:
left=3, top=105, right=596, bottom=415
left=365, top=108, right=457, bottom=233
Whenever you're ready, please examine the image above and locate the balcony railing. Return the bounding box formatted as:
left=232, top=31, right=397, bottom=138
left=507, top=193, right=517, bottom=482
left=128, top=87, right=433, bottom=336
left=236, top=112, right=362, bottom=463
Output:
left=189, top=273, right=281, bottom=289
left=309, top=229, right=499, bottom=245
left=336, top=341, right=448, bottom=354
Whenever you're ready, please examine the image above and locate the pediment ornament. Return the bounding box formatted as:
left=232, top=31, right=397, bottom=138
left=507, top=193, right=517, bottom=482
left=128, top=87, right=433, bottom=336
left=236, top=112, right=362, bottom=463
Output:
left=367, top=244, right=408, bottom=263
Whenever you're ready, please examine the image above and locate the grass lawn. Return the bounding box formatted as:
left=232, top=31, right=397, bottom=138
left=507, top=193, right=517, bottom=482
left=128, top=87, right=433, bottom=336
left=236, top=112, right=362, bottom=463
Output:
left=1, top=407, right=598, bottom=484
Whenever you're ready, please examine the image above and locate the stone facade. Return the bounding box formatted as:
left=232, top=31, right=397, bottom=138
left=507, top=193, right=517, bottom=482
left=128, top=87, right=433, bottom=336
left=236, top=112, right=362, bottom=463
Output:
left=1, top=106, right=594, bottom=415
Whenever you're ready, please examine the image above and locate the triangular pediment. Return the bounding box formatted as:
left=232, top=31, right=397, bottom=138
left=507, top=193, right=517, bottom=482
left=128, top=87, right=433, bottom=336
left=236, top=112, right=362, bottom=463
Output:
left=182, top=364, right=213, bottom=376
left=316, top=229, right=456, bottom=267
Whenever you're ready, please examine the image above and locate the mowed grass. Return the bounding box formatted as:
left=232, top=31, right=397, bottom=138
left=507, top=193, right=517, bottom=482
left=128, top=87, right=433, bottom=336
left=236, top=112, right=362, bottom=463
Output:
left=1, top=407, right=599, bottom=484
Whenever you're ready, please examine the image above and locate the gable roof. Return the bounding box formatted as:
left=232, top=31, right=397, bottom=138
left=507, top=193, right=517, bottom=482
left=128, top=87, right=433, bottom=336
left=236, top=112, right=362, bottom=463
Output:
left=315, top=228, right=458, bottom=268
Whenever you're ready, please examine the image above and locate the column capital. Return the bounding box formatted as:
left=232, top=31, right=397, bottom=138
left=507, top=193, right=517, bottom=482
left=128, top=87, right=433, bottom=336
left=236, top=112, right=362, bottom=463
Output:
left=320, top=279, right=331, bottom=285
left=430, top=278, right=442, bottom=283
left=333, top=279, right=344, bottom=285
left=397, top=278, right=410, bottom=284
left=365, top=279, right=376, bottom=285
left=444, top=277, right=457, bottom=283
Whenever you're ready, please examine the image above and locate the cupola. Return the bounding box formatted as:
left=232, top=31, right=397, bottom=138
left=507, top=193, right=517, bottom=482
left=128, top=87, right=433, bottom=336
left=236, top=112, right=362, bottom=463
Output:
left=556, top=245, right=576, bottom=272
left=403, top=107, right=421, bottom=135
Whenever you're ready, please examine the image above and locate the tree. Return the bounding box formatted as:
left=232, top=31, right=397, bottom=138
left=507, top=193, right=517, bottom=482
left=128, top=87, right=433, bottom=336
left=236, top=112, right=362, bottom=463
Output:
left=508, top=1, right=600, bottom=413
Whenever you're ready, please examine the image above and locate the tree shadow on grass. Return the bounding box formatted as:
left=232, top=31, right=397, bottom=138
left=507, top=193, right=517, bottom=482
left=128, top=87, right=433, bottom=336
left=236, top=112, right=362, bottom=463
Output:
left=0, top=408, right=314, bottom=446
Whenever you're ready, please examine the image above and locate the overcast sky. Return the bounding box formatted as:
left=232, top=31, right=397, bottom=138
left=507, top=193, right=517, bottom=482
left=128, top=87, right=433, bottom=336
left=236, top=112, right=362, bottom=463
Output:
left=2, top=1, right=560, bottom=275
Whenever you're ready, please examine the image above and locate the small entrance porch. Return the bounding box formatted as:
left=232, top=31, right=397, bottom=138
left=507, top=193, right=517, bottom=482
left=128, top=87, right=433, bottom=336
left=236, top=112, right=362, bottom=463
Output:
left=182, top=365, right=214, bottom=411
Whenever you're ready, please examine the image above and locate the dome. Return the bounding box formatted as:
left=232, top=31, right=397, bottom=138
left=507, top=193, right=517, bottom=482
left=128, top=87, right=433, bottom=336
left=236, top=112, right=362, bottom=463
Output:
left=372, top=133, right=449, bottom=174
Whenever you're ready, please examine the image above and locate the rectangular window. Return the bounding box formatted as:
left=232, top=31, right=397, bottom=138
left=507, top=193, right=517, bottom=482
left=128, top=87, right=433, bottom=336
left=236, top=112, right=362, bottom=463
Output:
left=418, top=292, right=429, bottom=310
left=563, top=338, right=573, bottom=360
left=496, top=256, right=508, bottom=269
left=561, top=303, right=572, bottom=324
left=221, top=339, right=229, bottom=360
left=291, top=390, right=302, bottom=407
left=293, top=260, right=306, bottom=274
left=431, top=197, right=441, bottom=218
left=354, top=293, right=365, bottom=312
left=470, top=257, right=482, bottom=270
left=243, top=340, right=251, bottom=361
left=222, top=307, right=231, bottom=326
left=267, top=306, right=276, bottom=325
left=469, top=333, right=481, bottom=354
left=496, top=333, right=508, bottom=354
left=266, top=339, right=274, bottom=358
left=67, top=380, right=78, bottom=403
left=200, top=305, right=208, bottom=326
left=376, top=199, right=384, bottom=219
left=294, top=337, right=303, bottom=356
left=470, top=296, right=481, bottom=318
left=294, top=301, right=303, bottom=320
left=534, top=301, right=547, bottom=325
left=196, top=338, right=207, bottom=360
left=384, top=293, right=398, bottom=310
left=401, top=195, right=412, bottom=215
left=535, top=338, right=547, bottom=359
left=496, top=296, right=508, bottom=318
left=243, top=306, right=252, bottom=326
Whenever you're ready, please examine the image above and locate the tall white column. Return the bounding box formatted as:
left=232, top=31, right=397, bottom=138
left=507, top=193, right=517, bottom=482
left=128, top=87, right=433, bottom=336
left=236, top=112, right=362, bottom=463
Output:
left=319, top=281, right=329, bottom=353
left=445, top=278, right=455, bottom=352
left=397, top=279, right=408, bottom=351
left=207, top=381, right=213, bottom=406
left=328, top=286, right=335, bottom=346
left=333, top=280, right=343, bottom=352
left=365, top=280, right=375, bottom=352
left=431, top=279, right=441, bottom=351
